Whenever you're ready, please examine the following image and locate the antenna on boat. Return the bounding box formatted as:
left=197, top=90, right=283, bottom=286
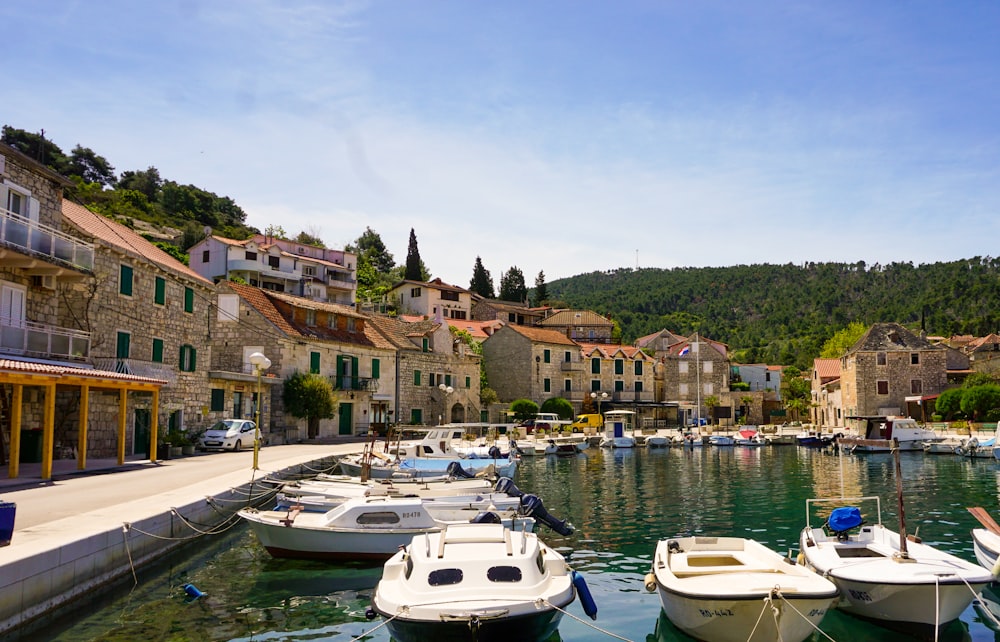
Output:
left=893, top=438, right=910, bottom=560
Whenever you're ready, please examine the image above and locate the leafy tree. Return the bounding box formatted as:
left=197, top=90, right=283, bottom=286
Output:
left=509, top=398, right=539, bottom=423
left=469, top=256, right=495, bottom=298
left=294, top=229, right=325, bottom=247
left=118, top=167, right=163, bottom=201
left=68, top=145, right=116, bottom=187
left=964, top=372, right=998, bottom=388
left=264, top=224, right=287, bottom=240
left=820, top=321, right=868, bottom=358
left=935, top=388, right=964, bottom=420
left=960, top=385, right=1000, bottom=422
left=404, top=228, right=427, bottom=281
left=540, top=397, right=573, bottom=420
left=703, top=395, right=720, bottom=424
left=533, top=271, right=548, bottom=306
left=282, top=371, right=336, bottom=439
left=499, top=266, right=527, bottom=302
left=351, top=227, right=396, bottom=273
left=1, top=126, right=70, bottom=174
left=153, top=241, right=188, bottom=265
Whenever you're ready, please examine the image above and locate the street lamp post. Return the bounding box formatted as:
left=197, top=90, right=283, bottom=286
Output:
left=249, top=351, right=271, bottom=470
left=438, top=383, right=454, bottom=425
left=591, top=391, right=608, bottom=416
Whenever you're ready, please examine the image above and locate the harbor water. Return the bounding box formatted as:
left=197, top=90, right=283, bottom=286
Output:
left=33, top=445, right=1000, bottom=641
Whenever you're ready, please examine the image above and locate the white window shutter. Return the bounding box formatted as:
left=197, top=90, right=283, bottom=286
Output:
left=28, top=197, right=40, bottom=223
left=0, top=184, right=8, bottom=213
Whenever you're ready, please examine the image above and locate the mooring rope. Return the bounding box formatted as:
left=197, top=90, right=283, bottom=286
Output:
left=348, top=611, right=400, bottom=641
left=770, top=589, right=837, bottom=642
left=121, top=525, right=138, bottom=587
left=541, top=598, right=633, bottom=641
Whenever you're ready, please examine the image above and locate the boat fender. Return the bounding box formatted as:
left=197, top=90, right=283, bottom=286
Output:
left=520, top=494, right=574, bottom=535
left=182, top=584, right=205, bottom=600
left=644, top=572, right=657, bottom=592
left=572, top=571, right=598, bottom=620
left=365, top=608, right=378, bottom=620
left=796, top=552, right=806, bottom=565
left=493, top=477, right=524, bottom=497
left=446, top=461, right=477, bottom=479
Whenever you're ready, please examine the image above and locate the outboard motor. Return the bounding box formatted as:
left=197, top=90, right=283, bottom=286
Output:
left=446, top=461, right=477, bottom=479
left=470, top=511, right=502, bottom=524
left=520, top=494, right=574, bottom=536
left=493, top=477, right=524, bottom=498
left=488, top=445, right=503, bottom=459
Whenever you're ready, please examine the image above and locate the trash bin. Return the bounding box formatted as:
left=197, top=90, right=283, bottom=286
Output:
left=0, top=502, right=15, bottom=547
left=20, top=429, right=43, bottom=464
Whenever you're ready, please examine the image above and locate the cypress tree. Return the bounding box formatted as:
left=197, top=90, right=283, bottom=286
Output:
left=404, top=228, right=423, bottom=281
left=469, top=256, right=495, bottom=298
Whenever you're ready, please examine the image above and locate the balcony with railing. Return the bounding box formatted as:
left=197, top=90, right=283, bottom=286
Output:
left=326, top=270, right=356, bottom=290
left=0, top=317, right=91, bottom=362
left=330, top=376, right=378, bottom=393
left=0, top=208, right=94, bottom=272
left=90, top=358, right=177, bottom=383
left=561, top=360, right=583, bottom=372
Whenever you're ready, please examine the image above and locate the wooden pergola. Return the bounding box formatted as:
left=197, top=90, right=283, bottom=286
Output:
left=0, top=359, right=167, bottom=480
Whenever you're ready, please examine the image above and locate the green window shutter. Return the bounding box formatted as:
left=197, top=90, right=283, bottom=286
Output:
left=591, top=358, right=601, bottom=374
left=184, top=287, right=194, bottom=313
left=179, top=344, right=197, bottom=372
left=636, top=381, right=644, bottom=393
left=119, top=265, right=133, bottom=296
left=413, top=370, right=421, bottom=386
left=151, top=338, right=164, bottom=363
left=634, top=360, right=642, bottom=375
left=411, top=408, right=422, bottom=424
left=615, top=359, right=624, bottom=375
left=210, top=389, right=225, bottom=412
left=116, top=332, right=130, bottom=359
left=351, top=357, right=359, bottom=386
left=543, top=349, right=551, bottom=363
left=591, top=379, right=601, bottom=392
left=544, top=378, right=551, bottom=393
left=465, top=376, right=471, bottom=388
left=154, top=276, right=165, bottom=305
left=310, top=352, right=321, bottom=374
left=372, top=358, right=380, bottom=379
left=445, top=374, right=452, bottom=387
left=422, top=337, right=429, bottom=352
left=615, top=380, right=624, bottom=392
left=336, top=354, right=348, bottom=388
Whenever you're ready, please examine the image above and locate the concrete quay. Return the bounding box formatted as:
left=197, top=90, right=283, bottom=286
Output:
left=0, top=442, right=365, bottom=639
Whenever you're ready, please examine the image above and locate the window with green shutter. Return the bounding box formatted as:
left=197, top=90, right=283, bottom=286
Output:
left=116, top=331, right=130, bottom=360
left=422, top=337, right=429, bottom=352
left=634, top=360, right=643, bottom=375
left=615, top=380, right=624, bottom=392
left=119, top=264, right=133, bottom=296
left=444, top=374, right=451, bottom=387
left=413, top=370, right=421, bottom=386
left=372, top=358, right=380, bottom=379
left=154, top=276, right=165, bottom=305
left=544, top=378, right=550, bottom=392
left=184, top=287, right=194, bottom=313
left=465, top=376, right=471, bottom=388
left=179, top=344, right=197, bottom=372
left=411, top=408, right=423, bottom=424
left=310, top=351, right=321, bottom=374
left=151, top=338, right=164, bottom=363
left=543, top=349, right=551, bottom=363
left=210, top=388, right=225, bottom=411
left=615, top=359, right=624, bottom=375
left=591, top=358, right=601, bottom=374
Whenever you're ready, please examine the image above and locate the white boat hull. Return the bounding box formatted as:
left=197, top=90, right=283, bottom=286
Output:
left=600, top=436, right=635, bottom=448
left=650, top=536, right=837, bottom=642
left=972, top=528, right=1000, bottom=576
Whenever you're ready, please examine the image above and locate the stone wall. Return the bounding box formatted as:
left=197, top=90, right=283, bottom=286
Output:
left=848, top=349, right=947, bottom=417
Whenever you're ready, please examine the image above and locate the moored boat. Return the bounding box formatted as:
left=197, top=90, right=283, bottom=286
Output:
left=646, top=536, right=838, bottom=642
left=369, top=522, right=594, bottom=642
left=837, top=416, right=937, bottom=452
left=707, top=434, right=734, bottom=446
left=599, top=410, right=637, bottom=448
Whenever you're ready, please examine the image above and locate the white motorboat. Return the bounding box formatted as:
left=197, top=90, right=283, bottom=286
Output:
left=955, top=435, right=997, bottom=458
left=276, top=489, right=524, bottom=513
left=644, top=433, right=671, bottom=448
left=972, top=527, right=1000, bottom=576
left=599, top=410, right=636, bottom=448
left=369, top=522, right=596, bottom=642
left=707, top=434, right=735, bottom=446
left=838, top=416, right=938, bottom=452
left=645, top=536, right=838, bottom=642
left=734, top=428, right=766, bottom=446
left=277, top=475, right=510, bottom=511
left=922, top=437, right=963, bottom=454
left=240, top=496, right=538, bottom=561
left=337, top=453, right=517, bottom=479
left=799, top=496, right=991, bottom=632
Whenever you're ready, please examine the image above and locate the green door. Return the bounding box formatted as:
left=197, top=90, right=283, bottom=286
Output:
left=338, top=402, right=353, bottom=435
left=134, top=409, right=151, bottom=457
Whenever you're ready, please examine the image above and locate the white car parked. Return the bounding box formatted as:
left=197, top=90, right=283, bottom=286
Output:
left=197, top=419, right=258, bottom=452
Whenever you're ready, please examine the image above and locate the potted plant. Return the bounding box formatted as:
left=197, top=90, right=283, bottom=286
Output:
left=165, top=430, right=188, bottom=458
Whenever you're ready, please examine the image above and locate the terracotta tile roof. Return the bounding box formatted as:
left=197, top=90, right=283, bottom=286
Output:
left=366, top=315, right=440, bottom=350
left=578, top=343, right=652, bottom=360
left=225, top=281, right=300, bottom=337
left=449, top=319, right=504, bottom=339
left=0, top=358, right=168, bottom=385
left=265, top=290, right=364, bottom=318
left=62, top=200, right=212, bottom=286
left=212, top=235, right=252, bottom=247
left=634, top=329, right=685, bottom=348
left=538, top=309, right=613, bottom=327
left=966, top=333, right=1000, bottom=352
left=813, top=358, right=841, bottom=380
left=503, top=324, right=578, bottom=346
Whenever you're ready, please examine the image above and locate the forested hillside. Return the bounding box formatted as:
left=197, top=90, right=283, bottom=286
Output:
left=546, top=259, right=1000, bottom=368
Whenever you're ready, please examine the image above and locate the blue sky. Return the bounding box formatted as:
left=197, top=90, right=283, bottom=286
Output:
left=4, top=1, right=1000, bottom=285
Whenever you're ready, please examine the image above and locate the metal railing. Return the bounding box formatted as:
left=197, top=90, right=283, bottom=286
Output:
left=90, top=358, right=177, bottom=383
left=0, top=317, right=90, bottom=361
left=0, top=208, right=94, bottom=271
left=330, top=376, right=378, bottom=392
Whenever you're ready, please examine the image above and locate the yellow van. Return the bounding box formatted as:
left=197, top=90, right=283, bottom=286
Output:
left=569, top=414, right=604, bottom=434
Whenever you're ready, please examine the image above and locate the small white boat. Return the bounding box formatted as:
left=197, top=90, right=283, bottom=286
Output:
left=734, top=428, right=766, bottom=446
left=972, top=527, right=1000, bottom=576
left=838, top=416, right=938, bottom=452
left=955, top=435, right=998, bottom=458
left=799, top=496, right=991, bottom=633
left=369, top=522, right=596, bottom=642
left=708, top=434, right=735, bottom=446
left=338, top=453, right=517, bottom=479
left=240, top=496, right=537, bottom=561
left=681, top=433, right=705, bottom=447
left=922, top=437, right=962, bottom=454
left=646, top=536, right=838, bottom=642
left=599, top=410, right=636, bottom=448
left=644, top=433, right=671, bottom=448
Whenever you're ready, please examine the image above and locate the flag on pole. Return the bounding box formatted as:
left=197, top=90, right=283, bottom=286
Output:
left=679, top=345, right=690, bottom=356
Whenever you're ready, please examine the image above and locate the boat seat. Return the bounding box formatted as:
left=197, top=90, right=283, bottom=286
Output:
left=669, top=552, right=778, bottom=577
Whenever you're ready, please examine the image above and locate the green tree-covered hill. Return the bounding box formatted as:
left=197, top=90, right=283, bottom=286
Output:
left=546, top=259, right=1000, bottom=368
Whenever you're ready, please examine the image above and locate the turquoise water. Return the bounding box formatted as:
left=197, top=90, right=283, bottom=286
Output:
left=34, top=446, right=1000, bottom=641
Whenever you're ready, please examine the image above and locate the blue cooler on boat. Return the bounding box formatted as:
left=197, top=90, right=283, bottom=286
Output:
left=0, top=501, right=15, bottom=547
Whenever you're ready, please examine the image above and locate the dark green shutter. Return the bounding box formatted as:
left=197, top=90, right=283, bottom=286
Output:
left=119, top=265, right=133, bottom=296
left=116, top=332, right=130, bottom=359
left=413, top=370, right=421, bottom=386
left=184, top=287, right=194, bottom=313
left=634, top=360, right=642, bottom=375
left=543, top=349, right=550, bottom=363
left=210, top=389, right=225, bottom=411
left=591, top=358, right=600, bottom=374
left=411, top=408, right=422, bottom=424
left=151, top=338, right=164, bottom=362
left=310, top=352, right=321, bottom=374
left=372, top=358, right=380, bottom=379
left=154, top=277, right=165, bottom=305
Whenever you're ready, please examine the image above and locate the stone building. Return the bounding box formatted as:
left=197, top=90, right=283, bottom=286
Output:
left=470, top=298, right=546, bottom=326
left=481, top=324, right=580, bottom=408
left=367, top=315, right=481, bottom=426
left=217, top=282, right=396, bottom=440
left=839, top=322, right=947, bottom=420
left=0, top=144, right=168, bottom=480
left=634, top=328, right=686, bottom=353
left=537, top=309, right=615, bottom=344
left=577, top=343, right=655, bottom=405
left=388, top=278, right=473, bottom=321
left=810, top=358, right=843, bottom=428
left=660, top=334, right=730, bottom=425
left=62, top=199, right=216, bottom=452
